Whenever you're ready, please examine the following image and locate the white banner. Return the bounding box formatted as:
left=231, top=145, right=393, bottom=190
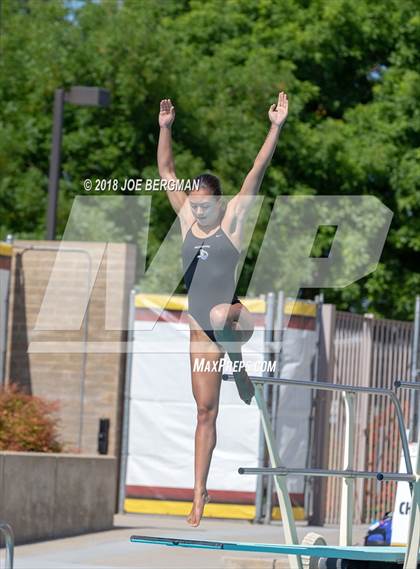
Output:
left=126, top=301, right=317, bottom=507
left=127, top=319, right=263, bottom=496
left=391, top=442, right=417, bottom=546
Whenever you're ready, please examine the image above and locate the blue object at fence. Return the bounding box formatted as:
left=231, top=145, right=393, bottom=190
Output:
left=364, top=512, right=393, bottom=546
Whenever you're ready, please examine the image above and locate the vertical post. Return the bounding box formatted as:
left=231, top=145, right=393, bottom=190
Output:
left=118, top=288, right=136, bottom=513
left=265, top=291, right=285, bottom=523
left=0, top=521, right=14, bottom=569
left=339, top=392, right=355, bottom=546
left=403, top=424, right=420, bottom=568
left=264, top=292, right=282, bottom=525
left=404, top=297, right=420, bottom=567
left=410, top=296, right=420, bottom=441
left=77, top=251, right=92, bottom=453
left=0, top=244, right=11, bottom=387
left=46, top=89, right=64, bottom=240
left=308, top=304, right=336, bottom=525
left=356, top=314, right=374, bottom=522
left=254, top=386, right=303, bottom=569
left=313, top=294, right=324, bottom=383
left=254, top=292, right=276, bottom=523
left=305, top=294, right=323, bottom=519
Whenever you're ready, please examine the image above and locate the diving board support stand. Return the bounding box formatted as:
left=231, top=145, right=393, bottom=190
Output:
left=230, top=374, right=414, bottom=569
left=132, top=378, right=420, bottom=567
left=254, top=384, right=303, bottom=569
left=404, top=472, right=420, bottom=569
left=396, top=379, right=420, bottom=569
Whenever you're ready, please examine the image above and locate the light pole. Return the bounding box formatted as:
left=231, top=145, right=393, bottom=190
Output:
left=46, top=86, right=111, bottom=240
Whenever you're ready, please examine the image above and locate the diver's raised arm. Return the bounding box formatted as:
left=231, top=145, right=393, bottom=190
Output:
left=227, top=91, right=288, bottom=220
left=157, top=98, right=187, bottom=214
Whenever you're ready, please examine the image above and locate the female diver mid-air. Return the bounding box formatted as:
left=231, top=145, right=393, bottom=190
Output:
left=157, top=91, right=288, bottom=527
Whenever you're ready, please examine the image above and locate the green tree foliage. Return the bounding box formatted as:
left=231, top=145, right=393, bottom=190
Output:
left=0, top=0, right=419, bottom=318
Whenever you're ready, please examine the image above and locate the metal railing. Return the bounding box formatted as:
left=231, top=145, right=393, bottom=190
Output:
left=0, top=522, right=14, bottom=569
left=239, top=466, right=415, bottom=483
left=222, top=373, right=413, bottom=480
left=222, top=372, right=414, bottom=566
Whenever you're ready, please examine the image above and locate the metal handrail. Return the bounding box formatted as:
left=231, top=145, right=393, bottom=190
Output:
left=222, top=374, right=413, bottom=478
left=238, top=466, right=415, bottom=482
left=0, top=522, right=14, bottom=569
left=395, top=380, right=420, bottom=390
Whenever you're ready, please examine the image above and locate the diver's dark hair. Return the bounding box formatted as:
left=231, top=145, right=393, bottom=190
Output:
left=193, top=173, right=222, bottom=195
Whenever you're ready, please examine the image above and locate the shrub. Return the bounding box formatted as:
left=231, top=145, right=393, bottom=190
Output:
left=0, top=383, right=63, bottom=452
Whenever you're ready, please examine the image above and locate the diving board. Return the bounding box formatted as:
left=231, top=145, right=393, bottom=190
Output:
left=130, top=535, right=416, bottom=563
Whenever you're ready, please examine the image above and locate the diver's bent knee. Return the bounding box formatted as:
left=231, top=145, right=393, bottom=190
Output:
left=209, top=304, right=232, bottom=330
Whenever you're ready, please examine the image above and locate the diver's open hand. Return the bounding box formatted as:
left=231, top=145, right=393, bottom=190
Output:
left=268, top=91, right=288, bottom=127
left=159, top=98, right=175, bottom=128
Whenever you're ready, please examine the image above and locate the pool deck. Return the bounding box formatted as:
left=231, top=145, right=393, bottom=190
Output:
left=13, top=513, right=371, bottom=569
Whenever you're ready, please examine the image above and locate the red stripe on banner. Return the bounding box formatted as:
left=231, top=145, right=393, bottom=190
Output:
left=272, top=492, right=304, bottom=507
left=287, top=315, right=316, bottom=330
left=135, top=308, right=266, bottom=327
left=126, top=485, right=255, bottom=504
left=126, top=485, right=304, bottom=507
left=0, top=257, right=11, bottom=270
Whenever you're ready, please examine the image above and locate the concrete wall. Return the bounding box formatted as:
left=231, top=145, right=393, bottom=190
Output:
left=5, top=240, right=136, bottom=459
left=0, top=451, right=116, bottom=544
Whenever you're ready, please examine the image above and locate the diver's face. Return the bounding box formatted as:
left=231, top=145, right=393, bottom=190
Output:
left=189, top=188, right=221, bottom=227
